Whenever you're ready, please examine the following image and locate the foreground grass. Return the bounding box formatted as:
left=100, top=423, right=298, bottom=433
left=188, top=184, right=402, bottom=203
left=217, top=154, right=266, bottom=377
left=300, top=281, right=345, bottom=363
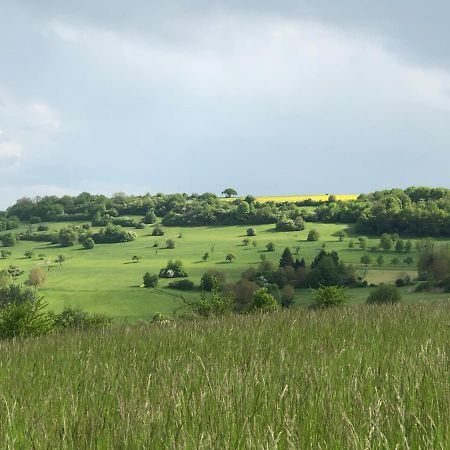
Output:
left=0, top=303, right=448, bottom=449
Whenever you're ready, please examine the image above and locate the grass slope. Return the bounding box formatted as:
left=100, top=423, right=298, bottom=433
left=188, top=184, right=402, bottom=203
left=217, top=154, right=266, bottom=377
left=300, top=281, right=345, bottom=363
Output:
left=0, top=303, right=448, bottom=448
left=1, top=220, right=450, bottom=320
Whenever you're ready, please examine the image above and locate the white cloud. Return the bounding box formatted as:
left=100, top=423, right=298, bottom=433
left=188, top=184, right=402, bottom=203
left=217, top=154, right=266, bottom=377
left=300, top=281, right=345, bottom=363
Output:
left=0, top=142, right=22, bottom=166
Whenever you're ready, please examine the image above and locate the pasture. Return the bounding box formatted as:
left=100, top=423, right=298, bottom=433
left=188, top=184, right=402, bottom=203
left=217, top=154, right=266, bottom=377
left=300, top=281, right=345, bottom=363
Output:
left=1, top=219, right=449, bottom=320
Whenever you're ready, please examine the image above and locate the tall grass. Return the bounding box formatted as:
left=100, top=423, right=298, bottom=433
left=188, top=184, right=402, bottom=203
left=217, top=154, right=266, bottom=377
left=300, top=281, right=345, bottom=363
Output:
left=0, top=303, right=448, bottom=449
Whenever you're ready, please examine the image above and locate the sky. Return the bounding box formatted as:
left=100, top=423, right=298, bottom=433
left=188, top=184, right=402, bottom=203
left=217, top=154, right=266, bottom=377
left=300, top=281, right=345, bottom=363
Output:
left=1, top=1, right=450, bottom=209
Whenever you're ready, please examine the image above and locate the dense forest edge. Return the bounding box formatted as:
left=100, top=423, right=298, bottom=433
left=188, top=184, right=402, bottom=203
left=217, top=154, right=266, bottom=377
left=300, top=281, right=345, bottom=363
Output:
left=2, top=186, right=450, bottom=236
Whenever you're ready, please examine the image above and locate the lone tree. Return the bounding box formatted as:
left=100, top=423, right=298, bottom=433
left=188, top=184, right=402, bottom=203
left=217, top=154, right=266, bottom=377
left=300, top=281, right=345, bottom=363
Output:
left=336, top=230, right=347, bottom=242
left=202, top=252, right=210, bottom=262
left=266, top=242, right=275, bottom=252
left=24, top=250, right=34, bottom=259
left=404, top=256, right=415, bottom=268
left=279, top=247, right=294, bottom=268
left=27, top=268, right=47, bottom=290
left=247, top=228, right=256, bottom=237
left=166, top=239, right=175, bottom=249
left=222, top=188, right=238, bottom=198
left=56, top=255, right=66, bottom=266
left=132, top=255, right=141, bottom=263
left=225, top=253, right=236, bottom=263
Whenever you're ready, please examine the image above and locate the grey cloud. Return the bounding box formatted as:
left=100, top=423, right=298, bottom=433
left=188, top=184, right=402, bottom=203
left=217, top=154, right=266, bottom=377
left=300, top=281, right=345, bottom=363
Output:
left=8, top=0, right=450, bottom=70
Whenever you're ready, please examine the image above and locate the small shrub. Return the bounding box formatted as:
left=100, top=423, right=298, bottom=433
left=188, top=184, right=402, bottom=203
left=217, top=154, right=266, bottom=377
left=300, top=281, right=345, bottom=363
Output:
left=168, top=279, right=195, bottom=290
left=310, top=285, right=348, bottom=309
left=252, top=288, right=279, bottom=312
left=247, top=228, right=256, bottom=236
left=143, top=272, right=158, bottom=288
left=307, top=229, right=320, bottom=242
left=367, top=285, right=402, bottom=304
left=51, top=307, right=111, bottom=330
left=152, top=226, right=165, bottom=236
left=82, top=237, right=95, bottom=250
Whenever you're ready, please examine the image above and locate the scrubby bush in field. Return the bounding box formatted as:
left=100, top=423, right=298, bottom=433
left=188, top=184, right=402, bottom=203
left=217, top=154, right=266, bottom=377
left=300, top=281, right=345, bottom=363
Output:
left=310, top=285, right=349, bottom=309
left=307, top=229, right=320, bottom=241
left=1, top=233, right=16, bottom=247
left=92, top=224, right=135, bottom=244
left=266, top=242, right=275, bottom=252
left=281, top=285, right=295, bottom=307
left=82, top=237, right=95, bottom=249
left=246, top=227, right=256, bottom=236
left=50, top=307, right=111, bottom=330
left=225, top=253, right=236, bottom=263
left=200, top=271, right=226, bottom=292
left=168, top=279, right=195, bottom=290
left=159, top=260, right=188, bottom=278
left=143, top=272, right=158, bottom=288
left=143, top=210, right=157, bottom=224
left=252, top=288, right=279, bottom=312
left=0, top=250, right=12, bottom=259
left=58, top=227, right=78, bottom=247
left=275, top=217, right=304, bottom=232
left=182, top=289, right=234, bottom=317
left=0, top=284, right=51, bottom=339
left=367, top=285, right=402, bottom=304
left=152, top=312, right=170, bottom=322
left=152, top=225, right=165, bottom=236
left=166, top=239, right=175, bottom=249
left=27, top=268, right=47, bottom=290
left=6, top=265, right=23, bottom=278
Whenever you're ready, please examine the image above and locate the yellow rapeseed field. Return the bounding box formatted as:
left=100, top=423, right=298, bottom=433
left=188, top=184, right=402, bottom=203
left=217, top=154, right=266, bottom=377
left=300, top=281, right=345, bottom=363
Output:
left=255, top=194, right=358, bottom=202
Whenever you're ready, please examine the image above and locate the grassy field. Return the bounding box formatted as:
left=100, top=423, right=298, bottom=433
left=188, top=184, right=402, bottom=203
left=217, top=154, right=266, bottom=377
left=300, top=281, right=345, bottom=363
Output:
left=0, top=303, right=448, bottom=448
left=1, top=220, right=450, bottom=320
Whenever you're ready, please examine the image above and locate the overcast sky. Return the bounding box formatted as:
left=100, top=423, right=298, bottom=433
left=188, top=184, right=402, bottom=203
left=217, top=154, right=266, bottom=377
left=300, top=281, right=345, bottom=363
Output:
left=1, top=1, right=450, bottom=209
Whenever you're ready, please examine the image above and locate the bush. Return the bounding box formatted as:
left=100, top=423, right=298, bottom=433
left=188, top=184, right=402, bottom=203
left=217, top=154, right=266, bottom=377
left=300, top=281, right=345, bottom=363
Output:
left=6, top=265, right=23, bottom=278
left=307, top=229, right=320, bottom=241
left=143, top=210, right=157, bottom=224
left=50, top=307, right=111, bottom=330
left=166, top=239, right=175, bottom=249
left=159, top=260, right=188, bottom=278
left=152, top=226, right=165, bottom=236
left=37, top=224, right=49, bottom=232
left=200, top=271, right=226, bottom=292
left=1, top=233, right=16, bottom=247
left=266, top=242, right=275, bottom=252
left=168, top=279, right=195, bottom=290
left=281, top=285, right=295, bottom=308
left=143, top=272, right=158, bottom=288
left=275, top=217, right=305, bottom=232
left=246, top=228, right=256, bottom=236
left=0, top=285, right=52, bottom=339
left=152, top=312, right=170, bottom=322
left=92, top=224, right=135, bottom=244
left=252, top=288, right=279, bottom=312
left=82, top=237, right=95, bottom=249
left=310, top=285, right=348, bottom=309
left=367, top=285, right=402, bottom=304
left=182, top=289, right=234, bottom=317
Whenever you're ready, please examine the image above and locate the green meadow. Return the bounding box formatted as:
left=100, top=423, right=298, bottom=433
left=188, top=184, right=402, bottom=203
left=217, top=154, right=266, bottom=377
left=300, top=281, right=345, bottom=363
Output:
left=1, top=220, right=449, bottom=320
left=0, top=303, right=448, bottom=448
